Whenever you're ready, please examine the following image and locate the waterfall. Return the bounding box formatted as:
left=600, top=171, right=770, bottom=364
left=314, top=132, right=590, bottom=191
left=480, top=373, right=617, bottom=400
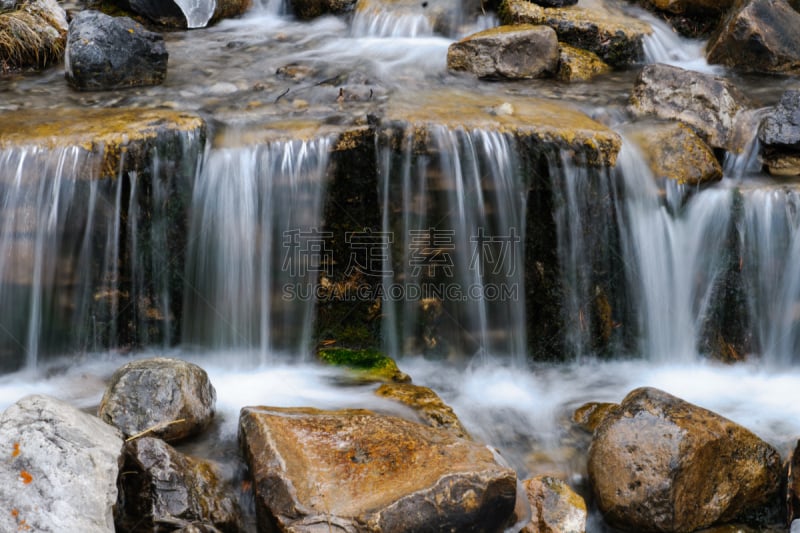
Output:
left=351, top=8, right=435, bottom=37
left=182, top=137, right=331, bottom=361
left=639, top=10, right=717, bottom=73
left=378, top=126, right=526, bottom=362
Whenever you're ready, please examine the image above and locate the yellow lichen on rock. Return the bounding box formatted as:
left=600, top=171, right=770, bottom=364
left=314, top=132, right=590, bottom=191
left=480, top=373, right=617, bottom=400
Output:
left=557, top=43, right=611, bottom=82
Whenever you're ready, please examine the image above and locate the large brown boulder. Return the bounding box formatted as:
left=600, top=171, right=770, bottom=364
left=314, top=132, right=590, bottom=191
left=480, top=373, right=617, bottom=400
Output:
left=239, top=406, right=518, bottom=532
left=498, top=0, right=652, bottom=66
left=588, top=387, right=782, bottom=532
left=99, top=357, right=216, bottom=442
left=758, top=89, right=800, bottom=176
left=622, top=121, right=723, bottom=185
left=706, top=0, right=800, bottom=75
left=629, top=63, right=752, bottom=151
left=447, top=24, right=559, bottom=80
left=116, top=437, right=242, bottom=532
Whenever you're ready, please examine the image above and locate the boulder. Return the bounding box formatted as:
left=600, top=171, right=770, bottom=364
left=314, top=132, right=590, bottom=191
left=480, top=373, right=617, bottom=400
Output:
left=99, top=357, right=216, bottom=442
left=0, top=394, right=123, bottom=532
left=556, top=43, right=610, bottom=82
left=629, top=63, right=752, bottom=151
left=634, top=0, right=733, bottom=36
left=623, top=121, right=723, bottom=185
left=588, top=387, right=782, bottom=532
left=0, top=0, right=67, bottom=71
left=758, top=89, right=800, bottom=176
left=707, top=0, right=800, bottom=75
left=116, top=437, right=242, bottom=532
left=375, top=382, right=470, bottom=439
left=113, top=0, right=250, bottom=28
left=520, top=476, right=587, bottom=533
left=498, top=0, right=652, bottom=66
left=65, top=11, right=168, bottom=91
left=571, top=401, right=618, bottom=433
left=447, top=24, right=558, bottom=80
left=239, top=406, right=518, bottom=532
left=789, top=439, right=800, bottom=525
left=291, top=0, right=356, bottom=20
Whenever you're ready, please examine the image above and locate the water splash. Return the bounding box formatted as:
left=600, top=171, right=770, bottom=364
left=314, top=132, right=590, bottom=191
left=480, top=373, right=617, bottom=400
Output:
left=639, top=10, right=719, bottom=73
left=182, top=137, right=331, bottom=360
left=379, top=126, right=526, bottom=362
left=174, top=0, right=217, bottom=28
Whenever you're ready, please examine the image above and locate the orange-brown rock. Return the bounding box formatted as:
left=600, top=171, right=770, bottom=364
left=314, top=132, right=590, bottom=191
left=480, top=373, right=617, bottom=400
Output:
left=521, top=476, right=587, bottom=533
left=588, top=387, right=782, bottom=532
left=375, top=382, right=470, bottom=439
left=239, top=406, right=518, bottom=532
left=571, top=401, right=618, bottom=433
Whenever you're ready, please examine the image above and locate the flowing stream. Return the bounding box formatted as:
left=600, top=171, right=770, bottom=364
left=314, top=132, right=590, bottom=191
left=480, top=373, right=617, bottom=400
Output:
left=2, top=0, right=800, bottom=530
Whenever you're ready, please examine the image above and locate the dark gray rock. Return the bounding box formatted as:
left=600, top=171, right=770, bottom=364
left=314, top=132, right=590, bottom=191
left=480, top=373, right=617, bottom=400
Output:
left=65, top=11, right=168, bottom=91
left=116, top=437, right=242, bottom=532
left=0, top=394, right=123, bottom=532
left=707, top=0, right=800, bottom=75
left=759, top=90, right=800, bottom=176
left=114, top=0, right=250, bottom=28
left=531, top=0, right=577, bottom=6
left=589, top=387, right=782, bottom=532
left=629, top=63, right=752, bottom=151
left=447, top=24, right=559, bottom=80
left=98, top=357, right=216, bottom=442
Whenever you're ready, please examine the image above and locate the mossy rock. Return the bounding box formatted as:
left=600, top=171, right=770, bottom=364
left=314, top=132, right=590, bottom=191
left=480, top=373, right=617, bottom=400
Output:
left=318, top=347, right=411, bottom=383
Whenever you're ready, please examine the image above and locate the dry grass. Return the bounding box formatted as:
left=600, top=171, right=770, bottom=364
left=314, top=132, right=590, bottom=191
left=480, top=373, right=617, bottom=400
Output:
left=0, top=0, right=66, bottom=72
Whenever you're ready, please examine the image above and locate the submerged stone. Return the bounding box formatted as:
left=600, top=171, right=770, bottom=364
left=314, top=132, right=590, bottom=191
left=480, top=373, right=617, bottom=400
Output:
left=99, top=357, right=216, bottom=442
left=65, top=11, right=167, bottom=91
left=447, top=24, right=559, bottom=80
left=623, top=121, right=723, bottom=185
left=239, top=406, right=518, bottom=532
left=384, top=89, right=621, bottom=166
left=498, top=0, right=651, bottom=66
left=0, top=394, right=123, bottom=533
left=707, top=0, right=800, bottom=75
left=589, top=387, right=782, bottom=532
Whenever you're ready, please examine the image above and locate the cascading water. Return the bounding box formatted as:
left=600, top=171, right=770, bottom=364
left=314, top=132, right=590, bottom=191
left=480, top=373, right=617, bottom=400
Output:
left=378, top=126, right=526, bottom=362
left=182, top=137, right=331, bottom=360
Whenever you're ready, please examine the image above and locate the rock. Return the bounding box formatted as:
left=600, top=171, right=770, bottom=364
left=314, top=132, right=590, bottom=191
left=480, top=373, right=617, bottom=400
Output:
left=0, top=394, right=123, bottom=533
left=707, top=0, right=800, bottom=75
left=520, top=476, right=587, bottom=533
left=65, top=11, right=167, bottom=91
left=498, top=0, right=651, bottom=67
left=645, top=0, right=734, bottom=15
left=116, top=437, right=242, bottom=532
left=532, top=0, right=577, bottom=7
left=0, top=107, right=205, bottom=178
left=623, top=121, right=723, bottom=185
left=759, top=89, right=800, bottom=176
left=629, top=63, right=752, bottom=151
left=375, top=382, right=470, bottom=439
left=385, top=89, right=622, bottom=167
left=556, top=43, right=610, bottom=82
left=99, top=357, right=216, bottom=442
left=239, top=406, right=518, bottom=532
left=788, top=438, right=800, bottom=525
left=114, top=0, right=250, bottom=28
left=291, top=0, right=356, bottom=19
left=588, top=387, right=783, bottom=532
left=318, top=347, right=411, bottom=383
left=0, top=0, right=67, bottom=71
left=571, top=401, right=618, bottom=433
left=447, top=24, right=559, bottom=80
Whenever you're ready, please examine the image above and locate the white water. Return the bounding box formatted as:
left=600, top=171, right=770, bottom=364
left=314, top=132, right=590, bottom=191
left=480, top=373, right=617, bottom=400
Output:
left=639, top=10, right=720, bottom=73
left=175, top=0, right=217, bottom=28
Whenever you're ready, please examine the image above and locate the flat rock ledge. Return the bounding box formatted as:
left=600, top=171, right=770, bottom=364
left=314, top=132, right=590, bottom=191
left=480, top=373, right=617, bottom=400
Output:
left=239, top=406, right=518, bottom=532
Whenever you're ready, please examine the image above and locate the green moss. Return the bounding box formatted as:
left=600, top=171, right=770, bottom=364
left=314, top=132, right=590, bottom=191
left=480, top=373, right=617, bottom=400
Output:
left=318, top=348, right=410, bottom=383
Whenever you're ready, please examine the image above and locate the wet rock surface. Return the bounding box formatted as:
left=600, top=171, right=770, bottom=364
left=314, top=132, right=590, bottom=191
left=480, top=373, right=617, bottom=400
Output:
left=65, top=11, right=168, bottom=91
left=520, top=475, right=587, bottom=533
left=556, top=43, right=610, bottom=82
left=375, top=382, right=471, bottom=438
left=629, top=63, right=752, bottom=151
left=0, top=394, right=123, bottom=533
left=623, top=121, right=723, bottom=185
left=239, top=405, right=518, bottom=532
left=447, top=24, right=559, bottom=79
left=498, top=0, right=651, bottom=66
left=99, top=357, right=216, bottom=442
left=589, top=387, right=783, bottom=532
left=116, top=436, right=243, bottom=532
left=707, top=0, right=800, bottom=75
left=759, top=89, right=800, bottom=176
